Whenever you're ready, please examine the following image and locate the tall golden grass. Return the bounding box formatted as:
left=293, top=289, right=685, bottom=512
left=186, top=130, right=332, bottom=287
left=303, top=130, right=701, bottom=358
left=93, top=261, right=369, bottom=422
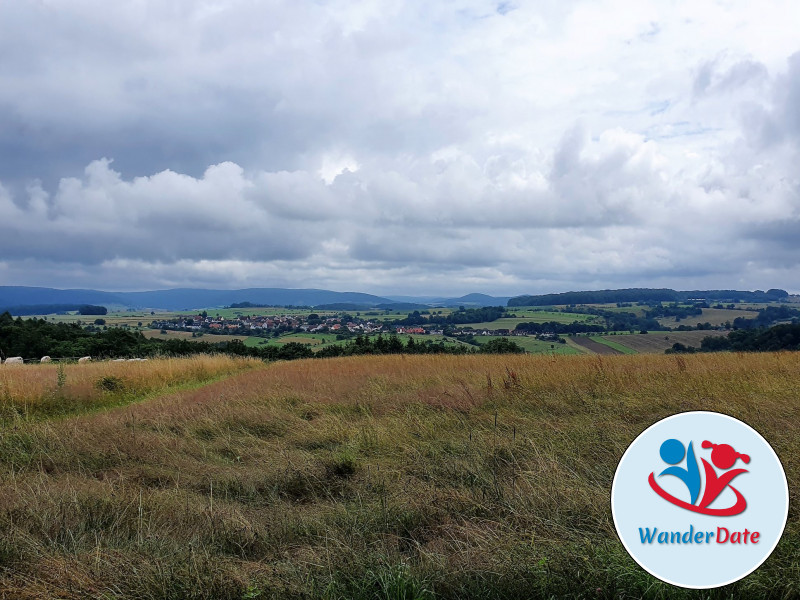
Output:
left=0, top=352, right=797, bottom=598
left=0, top=355, right=260, bottom=418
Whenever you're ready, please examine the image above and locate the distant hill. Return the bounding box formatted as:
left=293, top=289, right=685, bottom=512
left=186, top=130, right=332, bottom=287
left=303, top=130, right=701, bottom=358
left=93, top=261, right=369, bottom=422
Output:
left=312, top=303, right=375, bottom=311
left=383, top=295, right=442, bottom=304
left=0, top=286, right=394, bottom=312
left=119, top=288, right=394, bottom=310
left=431, top=293, right=512, bottom=307
left=376, top=302, right=432, bottom=311
left=0, top=304, right=93, bottom=316
left=0, top=286, right=126, bottom=309
left=2, top=285, right=789, bottom=314
left=0, top=286, right=515, bottom=313
left=508, top=288, right=789, bottom=307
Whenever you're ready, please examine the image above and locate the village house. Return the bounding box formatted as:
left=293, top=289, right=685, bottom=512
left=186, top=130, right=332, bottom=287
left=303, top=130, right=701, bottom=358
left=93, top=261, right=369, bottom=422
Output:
left=396, top=326, right=425, bottom=335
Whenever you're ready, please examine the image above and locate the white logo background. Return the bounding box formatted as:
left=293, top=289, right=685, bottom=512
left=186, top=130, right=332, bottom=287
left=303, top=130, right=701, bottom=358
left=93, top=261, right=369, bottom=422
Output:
left=611, top=411, right=788, bottom=589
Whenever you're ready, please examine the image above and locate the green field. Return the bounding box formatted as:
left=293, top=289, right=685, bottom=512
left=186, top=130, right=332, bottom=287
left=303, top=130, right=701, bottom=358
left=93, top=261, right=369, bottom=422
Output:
left=255, top=332, right=473, bottom=352
left=472, top=335, right=579, bottom=355
left=140, top=329, right=271, bottom=347
left=656, top=307, right=758, bottom=328
left=592, top=336, right=637, bottom=354
left=586, top=304, right=648, bottom=316
left=501, top=308, right=598, bottom=321
left=464, top=312, right=599, bottom=331
left=256, top=332, right=341, bottom=347
left=29, top=312, right=153, bottom=328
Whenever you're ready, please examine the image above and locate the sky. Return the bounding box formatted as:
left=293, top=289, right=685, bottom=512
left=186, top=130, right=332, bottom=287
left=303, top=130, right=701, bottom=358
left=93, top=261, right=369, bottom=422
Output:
left=1, top=0, right=800, bottom=296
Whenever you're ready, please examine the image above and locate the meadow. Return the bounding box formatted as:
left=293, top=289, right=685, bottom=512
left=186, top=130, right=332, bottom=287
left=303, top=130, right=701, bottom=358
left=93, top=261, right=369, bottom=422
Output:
left=235, top=333, right=473, bottom=352
left=0, top=352, right=797, bottom=598
left=467, top=311, right=600, bottom=331
left=590, top=337, right=636, bottom=354
left=141, top=330, right=263, bottom=346
left=655, top=308, right=759, bottom=328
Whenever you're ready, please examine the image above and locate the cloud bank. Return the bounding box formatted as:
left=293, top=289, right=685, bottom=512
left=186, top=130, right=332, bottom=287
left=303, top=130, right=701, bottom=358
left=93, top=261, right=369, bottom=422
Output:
left=1, top=0, right=799, bottom=295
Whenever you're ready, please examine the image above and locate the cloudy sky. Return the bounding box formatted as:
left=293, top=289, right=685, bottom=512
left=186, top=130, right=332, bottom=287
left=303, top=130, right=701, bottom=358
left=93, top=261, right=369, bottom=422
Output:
left=1, top=0, right=800, bottom=296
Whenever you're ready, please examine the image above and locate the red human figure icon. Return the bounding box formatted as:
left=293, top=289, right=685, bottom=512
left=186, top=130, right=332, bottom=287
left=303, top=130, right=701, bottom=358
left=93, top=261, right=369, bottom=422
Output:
left=698, top=441, right=750, bottom=511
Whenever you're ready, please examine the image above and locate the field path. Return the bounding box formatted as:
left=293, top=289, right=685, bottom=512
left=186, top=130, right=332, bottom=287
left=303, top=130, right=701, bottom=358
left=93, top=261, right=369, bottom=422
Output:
left=569, top=336, right=623, bottom=355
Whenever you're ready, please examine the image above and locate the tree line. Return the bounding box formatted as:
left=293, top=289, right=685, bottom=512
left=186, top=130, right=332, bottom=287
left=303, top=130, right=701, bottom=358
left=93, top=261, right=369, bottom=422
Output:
left=514, top=321, right=606, bottom=335
left=730, top=306, right=800, bottom=330
left=508, top=288, right=789, bottom=307
left=667, top=323, right=800, bottom=354
left=0, top=304, right=108, bottom=317
left=391, top=306, right=506, bottom=326
left=644, top=304, right=704, bottom=320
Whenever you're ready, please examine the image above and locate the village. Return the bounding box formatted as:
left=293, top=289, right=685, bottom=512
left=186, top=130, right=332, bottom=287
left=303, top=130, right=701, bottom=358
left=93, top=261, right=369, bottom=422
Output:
left=151, top=312, right=396, bottom=336
left=147, top=312, right=538, bottom=339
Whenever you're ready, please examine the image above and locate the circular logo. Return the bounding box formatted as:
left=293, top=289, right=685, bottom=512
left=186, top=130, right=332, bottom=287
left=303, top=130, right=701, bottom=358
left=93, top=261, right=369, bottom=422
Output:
left=611, top=411, right=788, bottom=589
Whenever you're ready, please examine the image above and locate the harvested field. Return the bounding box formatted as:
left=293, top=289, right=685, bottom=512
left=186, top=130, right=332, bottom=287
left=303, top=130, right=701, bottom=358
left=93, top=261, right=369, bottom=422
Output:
left=605, top=330, right=728, bottom=353
left=569, top=335, right=623, bottom=354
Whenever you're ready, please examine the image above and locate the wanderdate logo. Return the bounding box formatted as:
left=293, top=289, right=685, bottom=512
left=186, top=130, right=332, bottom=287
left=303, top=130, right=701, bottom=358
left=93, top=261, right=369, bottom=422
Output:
left=611, top=411, right=788, bottom=589
left=648, top=438, right=750, bottom=516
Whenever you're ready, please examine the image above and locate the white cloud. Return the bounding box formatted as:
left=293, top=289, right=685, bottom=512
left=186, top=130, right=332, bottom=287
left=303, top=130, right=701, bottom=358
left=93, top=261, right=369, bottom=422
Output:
left=1, top=0, right=800, bottom=294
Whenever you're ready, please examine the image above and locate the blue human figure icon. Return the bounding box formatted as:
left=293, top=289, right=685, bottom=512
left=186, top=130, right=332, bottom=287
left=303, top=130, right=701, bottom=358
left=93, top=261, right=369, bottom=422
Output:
left=658, top=439, right=701, bottom=505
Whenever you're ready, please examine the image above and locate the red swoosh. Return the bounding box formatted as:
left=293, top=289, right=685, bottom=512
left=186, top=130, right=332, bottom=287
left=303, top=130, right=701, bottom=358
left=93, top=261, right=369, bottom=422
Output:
left=648, top=472, right=747, bottom=516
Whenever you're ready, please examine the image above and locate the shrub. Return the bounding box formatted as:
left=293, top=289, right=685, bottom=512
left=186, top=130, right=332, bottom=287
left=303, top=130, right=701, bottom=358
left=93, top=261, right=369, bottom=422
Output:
left=95, top=375, right=126, bottom=392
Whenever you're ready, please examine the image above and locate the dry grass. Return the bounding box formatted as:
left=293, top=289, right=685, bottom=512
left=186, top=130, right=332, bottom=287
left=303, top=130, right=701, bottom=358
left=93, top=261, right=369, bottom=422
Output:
left=0, top=353, right=797, bottom=598
left=0, top=355, right=259, bottom=419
